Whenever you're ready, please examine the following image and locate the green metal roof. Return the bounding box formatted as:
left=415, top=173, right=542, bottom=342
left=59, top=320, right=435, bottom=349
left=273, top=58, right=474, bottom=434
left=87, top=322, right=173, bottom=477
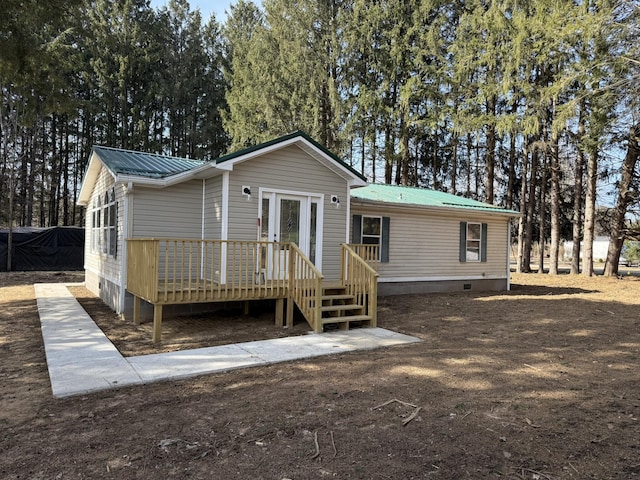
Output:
left=93, top=146, right=206, bottom=178
left=351, top=184, right=520, bottom=216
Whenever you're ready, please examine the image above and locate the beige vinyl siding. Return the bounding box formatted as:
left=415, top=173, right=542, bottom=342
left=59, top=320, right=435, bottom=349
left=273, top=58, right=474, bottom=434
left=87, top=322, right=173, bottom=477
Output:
left=352, top=205, right=510, bottom=279
left=227, top=145, right=349, bottom=280
left=130, top=179, right=203, bottom=239
left=203, top=176, right=223, bottom=239
left=84, top=167, right=123, bottom=282
left=83, top=166, right=125, bottom=311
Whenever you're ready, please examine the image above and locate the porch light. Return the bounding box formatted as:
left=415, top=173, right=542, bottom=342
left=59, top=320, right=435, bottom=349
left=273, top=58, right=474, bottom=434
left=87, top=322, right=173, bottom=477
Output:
left=242, top=186, right=251, bottom=200
left=331, top=195, right=340, bottom=208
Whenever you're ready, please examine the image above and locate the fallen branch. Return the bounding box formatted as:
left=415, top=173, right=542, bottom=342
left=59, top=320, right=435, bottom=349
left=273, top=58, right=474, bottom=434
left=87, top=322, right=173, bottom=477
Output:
left=402, top=406, right=422, bottom=426
left=330, top=431, right=337, bottom=458
left=517, top=467, right=553, bottom=480
left=311, top=430, right=320, bottom=460
left=373, top=398, right=418, bottom=410
left=372, top=399, right=422, bottom=426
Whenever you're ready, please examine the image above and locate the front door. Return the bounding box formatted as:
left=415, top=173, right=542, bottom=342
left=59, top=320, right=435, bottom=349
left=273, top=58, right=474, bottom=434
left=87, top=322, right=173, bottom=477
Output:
left=260, top=191, right=322, bottom=279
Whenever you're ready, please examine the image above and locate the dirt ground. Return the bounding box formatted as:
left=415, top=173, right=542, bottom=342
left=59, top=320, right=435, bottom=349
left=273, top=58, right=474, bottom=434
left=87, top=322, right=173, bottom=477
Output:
left=1, top=271, right=639, bottom=479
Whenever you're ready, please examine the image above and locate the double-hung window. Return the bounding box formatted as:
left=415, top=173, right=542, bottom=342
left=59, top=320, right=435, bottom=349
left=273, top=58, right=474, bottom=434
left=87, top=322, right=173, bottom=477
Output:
left=459, top=221, right=487, bottom=263
left=91, top=198, right=101, bottom=253
left=362, top=217, right=382, bottom=247
left=92, top=188, right=118, bottom=258
left=352, top=214, right=390, bottom=263
left=104, top=189, right=118, bottom=257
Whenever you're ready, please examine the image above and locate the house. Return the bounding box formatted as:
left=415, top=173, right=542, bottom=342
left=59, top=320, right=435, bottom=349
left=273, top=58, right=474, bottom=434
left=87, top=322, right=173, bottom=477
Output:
left=78, top=131, right=518, bottom=342
left=78, top=131, right=375, bottom=341
left=350, top=184, right=519, bottom=294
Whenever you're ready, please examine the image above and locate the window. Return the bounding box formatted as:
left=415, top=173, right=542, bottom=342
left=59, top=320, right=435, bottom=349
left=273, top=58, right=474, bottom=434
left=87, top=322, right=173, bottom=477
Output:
left=466, top=222, right=481, bottom=261
left=459, top=222, right=487, bottom=263
left=91, top=188, right=118, bottom=258
left=362, top=216, right=382, bottom=247
left=91, top=198, right=101, bottom=253
left=351, top=214, right=390, bottom=263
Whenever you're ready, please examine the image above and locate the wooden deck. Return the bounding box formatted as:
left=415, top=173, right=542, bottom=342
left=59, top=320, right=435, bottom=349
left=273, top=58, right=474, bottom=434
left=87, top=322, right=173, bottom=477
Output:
left=126, top=239, right=378, bottom=342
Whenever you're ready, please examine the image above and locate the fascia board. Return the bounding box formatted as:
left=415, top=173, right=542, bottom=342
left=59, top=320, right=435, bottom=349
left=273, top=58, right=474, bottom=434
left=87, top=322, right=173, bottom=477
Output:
left=295, top=137, right=368, bottom=184
left=217, top=136, right=366, bottom=184
left=115, top=163, right=219, bottom=188
left=216, top=137, right=301, bottom=169
left=78, top=152, right=116, bottom=206
left=350, top=198, right=521, bottom=219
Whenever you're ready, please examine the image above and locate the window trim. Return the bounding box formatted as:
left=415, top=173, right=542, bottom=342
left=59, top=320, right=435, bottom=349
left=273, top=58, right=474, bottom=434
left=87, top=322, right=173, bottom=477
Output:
left=459, top=221, right=487, bottom=263
left=91, top=187, right=118, bottom=259
left=352, top=214, right=390, bottom=263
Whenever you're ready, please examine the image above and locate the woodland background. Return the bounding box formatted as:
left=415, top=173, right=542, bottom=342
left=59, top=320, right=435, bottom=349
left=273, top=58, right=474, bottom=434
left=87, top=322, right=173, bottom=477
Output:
left=1, top=0, right=639, bottom=275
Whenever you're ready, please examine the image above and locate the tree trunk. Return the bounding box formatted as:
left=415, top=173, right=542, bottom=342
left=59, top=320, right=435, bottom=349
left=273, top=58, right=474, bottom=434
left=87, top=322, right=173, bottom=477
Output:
left=582, top=147, right=598, bottom=276
left=466, top=133, right=472, bottom=198
left=484, top=96, right=496, bottom=204
left=505, top=131, right=517, bottom=210
left=603, top=122, right=640, bottom=276
left=517, top=146, right=529, bottom=273
left=451, top=134, right=458, bottom=195
left=571, top=105, right=585, bottom=274
left=399, top=116, right=410, bottom=186
left=548, top=127, right=561, bottom=275
left=522, top=143, right=539, bottom=272
left=538, top=151, right=547, bottom=274
left=384, top=125, right=393, bottom=184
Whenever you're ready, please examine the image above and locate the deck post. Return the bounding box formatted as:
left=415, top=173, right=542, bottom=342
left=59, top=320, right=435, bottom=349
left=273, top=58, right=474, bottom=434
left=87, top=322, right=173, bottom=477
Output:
left=152, top=304, right=163, bottom=343
left=286, top=298, right=294, bottom=328
left=243, top=301, right=250, bottom=315
left=275, top=298, right=284, bottom=326
left=133, top=295, right=141, bottom=325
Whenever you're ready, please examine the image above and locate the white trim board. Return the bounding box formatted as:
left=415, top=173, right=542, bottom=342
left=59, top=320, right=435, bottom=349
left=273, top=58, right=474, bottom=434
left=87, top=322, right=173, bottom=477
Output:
left=378, top=274, right=508, bottom=283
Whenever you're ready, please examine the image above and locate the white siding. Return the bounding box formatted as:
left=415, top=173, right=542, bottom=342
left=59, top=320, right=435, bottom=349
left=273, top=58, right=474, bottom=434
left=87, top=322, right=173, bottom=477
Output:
left=83, top=166, right=125, bottom=311
left=352, top=205, right=511, bottom=280
left=204, top=176, right=223, bottom=239
left=130, top=180, right=203, bottom=239
left=227, top=145, right=349, bottom=280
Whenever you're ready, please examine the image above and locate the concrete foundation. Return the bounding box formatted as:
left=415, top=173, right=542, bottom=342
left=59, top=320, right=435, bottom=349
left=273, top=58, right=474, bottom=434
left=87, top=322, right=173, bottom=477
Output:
left=378, top=278, right=508, bottom=296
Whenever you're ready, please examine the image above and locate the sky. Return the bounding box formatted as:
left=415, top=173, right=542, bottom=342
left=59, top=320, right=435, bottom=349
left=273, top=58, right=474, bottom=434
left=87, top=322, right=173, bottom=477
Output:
left=149, top=0, right=239, bottom=22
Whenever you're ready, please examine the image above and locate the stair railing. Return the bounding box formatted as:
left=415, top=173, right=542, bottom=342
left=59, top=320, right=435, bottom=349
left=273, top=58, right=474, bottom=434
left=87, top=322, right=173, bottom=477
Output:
left=288, top=243, right=324, bottom=332
left=340, top=243, right=379, bottom=327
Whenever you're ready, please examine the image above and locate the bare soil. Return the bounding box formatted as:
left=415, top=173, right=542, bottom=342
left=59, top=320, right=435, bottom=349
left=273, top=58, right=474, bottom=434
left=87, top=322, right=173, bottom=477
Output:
left=1, top=271, right=639, bottom=479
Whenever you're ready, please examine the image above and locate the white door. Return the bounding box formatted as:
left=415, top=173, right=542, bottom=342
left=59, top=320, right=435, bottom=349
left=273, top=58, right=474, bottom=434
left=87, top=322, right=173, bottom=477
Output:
left=260, top=191, right=322, bottom=279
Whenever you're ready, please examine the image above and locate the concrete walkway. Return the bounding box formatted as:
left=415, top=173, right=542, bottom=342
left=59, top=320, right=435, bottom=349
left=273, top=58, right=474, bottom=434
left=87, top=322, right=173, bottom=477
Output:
left=35, top=283, right=421, bottom=398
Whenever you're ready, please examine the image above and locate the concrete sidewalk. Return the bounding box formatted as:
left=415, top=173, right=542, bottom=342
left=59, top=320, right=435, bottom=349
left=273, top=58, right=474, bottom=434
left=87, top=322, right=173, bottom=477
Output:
left=35, top=283, right=422, bottom=398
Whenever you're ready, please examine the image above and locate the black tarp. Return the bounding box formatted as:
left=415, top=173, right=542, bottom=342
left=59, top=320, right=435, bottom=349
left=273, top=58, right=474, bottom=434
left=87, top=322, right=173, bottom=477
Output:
left=0, top=226, right=84, bottom=271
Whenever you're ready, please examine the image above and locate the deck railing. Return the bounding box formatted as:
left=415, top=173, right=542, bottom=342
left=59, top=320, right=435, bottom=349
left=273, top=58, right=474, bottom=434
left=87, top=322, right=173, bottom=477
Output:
left=127, top=238, right=378, bottom=339
left=126, top=238, right=292, bottom=304
left=288, top=243, right=324, bottom=332
left=347, top=244, right=379, bottom=271
left=340, top=243, right=379, bottom=326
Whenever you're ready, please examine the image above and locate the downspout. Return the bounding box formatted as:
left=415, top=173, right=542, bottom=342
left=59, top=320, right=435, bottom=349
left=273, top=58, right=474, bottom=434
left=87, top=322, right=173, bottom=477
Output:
left=119, top=181, right=133, bottom=314
left=201, top=179, right=206, bottom=240
left=506, top=219, right=512, bottom=291
left=221, top=172, right=229, bottom=283
left=345, top=182, right=352, bottom=243
left=201, top=179, right=206, bottom=278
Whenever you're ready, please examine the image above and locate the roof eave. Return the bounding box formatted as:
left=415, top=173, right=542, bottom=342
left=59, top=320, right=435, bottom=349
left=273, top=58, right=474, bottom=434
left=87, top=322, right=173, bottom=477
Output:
left=216, top=132, right=367, bottom=184
left=78, top=151, right=116, bottom=206
left=350, top=197, right=521, bottom=218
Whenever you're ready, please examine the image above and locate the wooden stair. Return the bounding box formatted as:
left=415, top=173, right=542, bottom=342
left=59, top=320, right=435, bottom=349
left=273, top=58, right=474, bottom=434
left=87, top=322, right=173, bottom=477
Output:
left=320, top=285, right=373, bottom=330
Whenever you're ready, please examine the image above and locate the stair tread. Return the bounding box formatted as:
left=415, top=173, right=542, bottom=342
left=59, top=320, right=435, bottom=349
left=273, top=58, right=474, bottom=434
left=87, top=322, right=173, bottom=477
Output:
left=321, top=304, right=363, bottom=312
left=322, top=314, right=372, bottom=324
left=322, top=294, right=354, bottom=300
